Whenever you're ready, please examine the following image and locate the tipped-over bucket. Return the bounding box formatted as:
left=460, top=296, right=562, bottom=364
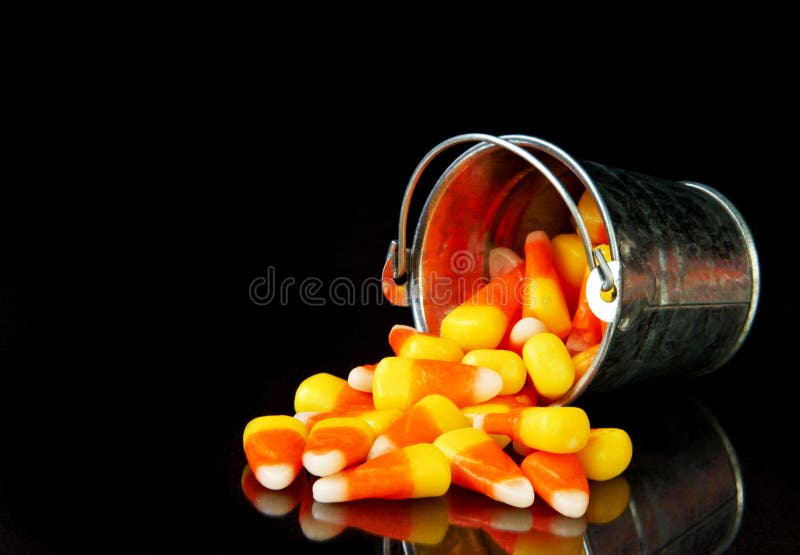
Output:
left=382, top=134, right=759, bottom=405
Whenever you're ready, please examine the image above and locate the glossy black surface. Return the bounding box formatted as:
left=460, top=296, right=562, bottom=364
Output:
left=1, top=83, right=796, bottom=553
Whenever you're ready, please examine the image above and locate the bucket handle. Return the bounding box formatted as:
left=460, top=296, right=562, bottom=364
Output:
left=388, top=133, right=616, bottom=292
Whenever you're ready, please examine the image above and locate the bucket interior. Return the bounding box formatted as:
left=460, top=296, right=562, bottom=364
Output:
left=410, top=142, right=591, bottom=336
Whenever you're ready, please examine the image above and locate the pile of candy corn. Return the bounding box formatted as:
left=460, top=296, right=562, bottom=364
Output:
left=243, top=191, right=632, bottom=525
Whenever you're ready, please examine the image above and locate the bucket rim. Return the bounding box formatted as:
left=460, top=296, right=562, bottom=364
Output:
left=405, top=134, right=620, bottom=406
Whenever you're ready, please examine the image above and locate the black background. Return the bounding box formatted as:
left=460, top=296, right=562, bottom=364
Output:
left=1, top=49, right=796, bottom=553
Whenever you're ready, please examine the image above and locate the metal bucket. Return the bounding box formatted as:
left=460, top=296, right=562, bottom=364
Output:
left=382, top=133, right=760, bottom=405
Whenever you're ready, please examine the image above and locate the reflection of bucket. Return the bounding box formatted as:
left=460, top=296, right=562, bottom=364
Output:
left=582, top=395, right=744, bottom=554
left=382, top=134, right=760, bottom=405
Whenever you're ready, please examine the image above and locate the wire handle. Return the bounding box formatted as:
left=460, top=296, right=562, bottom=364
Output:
left=389, top=133, right=616, bottom=292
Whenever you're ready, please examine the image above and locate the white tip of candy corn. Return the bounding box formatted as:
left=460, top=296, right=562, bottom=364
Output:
left=492, top=477, right=535, bottom=508
left=303, top=451, right=347, bottom=477
left=255, top=464, right=296, bottom=491
left=550, top=490, right=589, bottom=518
left=367, top=435, right=397, bottom=460
left=489, top=247, right=523, bottom=279
left=510, top=317, right=548, bottom=350
left=313, top=475, right=348, bottom=503
left=294, top=412, right=319, bottom=426
left=471, top=413, right=486, bottom=430
left=473, top=368, right=504, bottom=403
left=348, top=366, right=374, bottom=392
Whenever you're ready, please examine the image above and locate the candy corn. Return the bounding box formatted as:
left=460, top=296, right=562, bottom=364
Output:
left=313, top=443, right=451, bottom=503
left=241, top=281, right=636, bottom=536
left=388, top=324, right=464, bottom=362
left=294, top=408, right=402, bottom=436
left=461, top=349, right=527, bottom=395
left=571, top=344, right=600, bottom=382
left=460, top=386, right=539, bottom=449
left=440, top=261, right=524, bottom=352
left=576, top=428, right=633, bottom=481
left=507, top=316, right=548, bottom=353
left=372, top=356, right=503, bottom=411
left=243, top=415, right=308, bottom=490
left=550, top=233, right=587, bottom=315
left=474, top=407, right=590, bottom=454
left=520, top=451, right=590, bottom=518
left=577, top=190, right=608, bottom=244
left=489, top=246, right=524, bottom=279
left=347, top=363, right=376, bottom=393
left=565, top=243, right=611, bottom=353
left=522, top=332, right=576, bottom=399
left=434, top=428, right=535, bottom=508
left=302, top=417, right=374, bottom=477
left=368, top=394, right=469, bottom=459
left=521, top=231, right=572, bottom=340
left=294, top=372, right=374, bottom=413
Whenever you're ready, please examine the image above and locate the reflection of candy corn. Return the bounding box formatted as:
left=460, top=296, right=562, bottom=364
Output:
left=508, top=316, right=548, bottom=354
left=530, top=498, right=587, bottom=537
left=347, top=363, right=377, bottom=392
left=303, top=417, right=374, bottom=477
left=294, top=372, right=374, bottom=413
left=243, top=415, right=307, bottom=490
left=586, top=475, right=630, bottom=524
left=445, top=482, right=534, bottom=532
left=521, top=231, right=572, bottom=340
left=462, top=349, right=527, bottom=395
left=369, top=394, right=469, bottom=459
left=576, top=428, right=633, bottom=481
left=313, top=443, right=451, bottom=503
left=372, top=357, right=503, bottom=411
left=440, top=261, right=524, bottom=352
left=474, top=407, right=590, bottom=454
left=486, top=527, right=584, bottom=555
left=311, top=496, right=450, bottom=545
left=522, top=332, right=575, bottom=399
left=551, top=233, right=587, bottom=315
left=299, top=477, right=345, bottom=541
left=241, top=465, right=305, bottom=517
left=389, top=324, right=464, bottom=362
left=488, top=249, right=526, bottom=349
left=521, top=451, right=589, bottom=518
left=434, top=428, right=534, bottom=508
